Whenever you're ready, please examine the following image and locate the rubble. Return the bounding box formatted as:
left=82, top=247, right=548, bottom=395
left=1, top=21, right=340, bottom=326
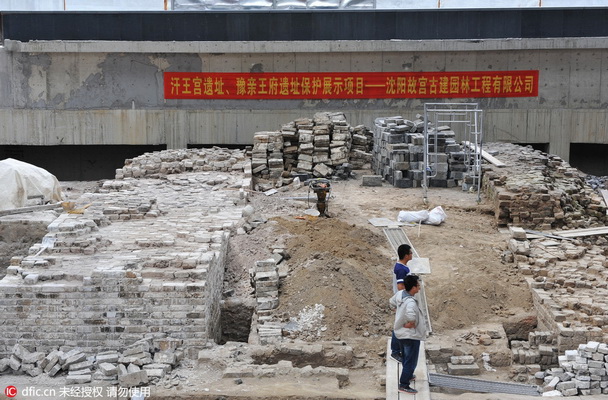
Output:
left=536, top=341, right=608, bottom=396
left=0, top=338, right=184, bottom=388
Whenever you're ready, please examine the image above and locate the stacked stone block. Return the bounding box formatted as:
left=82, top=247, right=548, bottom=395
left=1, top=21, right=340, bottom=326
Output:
left=511, top=332, right=558, bottom=370
left=536, top=341, right=608, bottom=395
left=482, top=143, right=608, bottom=229
left=251, top=131, right=285, bottom=181
left=281, top=121, right=299, bottom=172
left=349, top=124, right=373, bottom=169
left=250, top=259, right=282, bottom=344
left=447, top=355, right=480, bottom=376
left=253, top=259, right=280, bottom=311
left=325, top=113, right=351, bottom=167
left=372, top=115, right=463, bottom=189
left=252, top=112, right=372, bottom=191
left=295, top=117, right=314, bottom=174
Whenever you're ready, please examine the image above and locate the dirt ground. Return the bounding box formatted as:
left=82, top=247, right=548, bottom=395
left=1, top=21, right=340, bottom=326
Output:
left=223, top=174, right=538, bottom=397
left=229, top=175, right=534, bottom=339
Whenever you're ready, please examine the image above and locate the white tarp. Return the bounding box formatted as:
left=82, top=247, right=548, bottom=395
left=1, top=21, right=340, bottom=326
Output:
left=0, top=158, right=63, bottom=211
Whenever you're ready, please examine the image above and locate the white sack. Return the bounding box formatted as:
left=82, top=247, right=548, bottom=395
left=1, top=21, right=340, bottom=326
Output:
left=397, top=210, right=429, bottom=223
left=425, top=206, right=447, bottom=225
left=0, top=158, right=63, bottom=211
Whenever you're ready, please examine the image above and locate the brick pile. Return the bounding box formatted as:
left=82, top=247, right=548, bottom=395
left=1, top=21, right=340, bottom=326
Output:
left=372, top=115, right=467, bottom=188
left=483, top=143, right=608, bottom=229
left=537, top=341, right=608, bottom=395
left=252, top=112, right=373, bottom=191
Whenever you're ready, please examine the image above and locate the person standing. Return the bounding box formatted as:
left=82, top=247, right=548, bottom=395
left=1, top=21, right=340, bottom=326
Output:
left=390, top=244, right=413, bottom=362
left=390, top=274, right=427, bottom=394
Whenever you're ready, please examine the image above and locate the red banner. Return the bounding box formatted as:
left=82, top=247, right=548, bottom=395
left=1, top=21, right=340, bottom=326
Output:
left=164, top=70, right=538, bottom=100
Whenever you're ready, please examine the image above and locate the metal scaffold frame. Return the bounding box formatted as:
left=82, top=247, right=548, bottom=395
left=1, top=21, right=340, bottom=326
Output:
left=422, top=103, right=484, bottom=204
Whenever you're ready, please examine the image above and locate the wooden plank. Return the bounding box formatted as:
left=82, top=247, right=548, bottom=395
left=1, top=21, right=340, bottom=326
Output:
left=554, top=227, right=608, bottom=238
left=462, top=141, right=507, bottom=167
left=0, top=203, right=63, bottom=217
left=524, top=229, right=574, bottom=241
left=600, top=189, right=608, bottom=208
left=526, top=226, right=608, bottom=239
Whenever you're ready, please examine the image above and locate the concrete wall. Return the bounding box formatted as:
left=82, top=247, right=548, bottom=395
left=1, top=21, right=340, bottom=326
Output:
left=1, top=38, right=608, bottom=161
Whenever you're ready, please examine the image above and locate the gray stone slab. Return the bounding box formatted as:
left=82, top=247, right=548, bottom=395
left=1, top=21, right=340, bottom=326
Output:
left=447, top=363, right=481, bottom=376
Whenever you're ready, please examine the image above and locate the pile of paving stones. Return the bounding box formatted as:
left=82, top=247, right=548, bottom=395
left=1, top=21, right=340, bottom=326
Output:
left=483, top=143, right=608, bottom=229
left=251, top=112, right=373, bottom=191
left=115, top=147, right=249, bottom=179
left=0, top=339, right=183, bottom=387
left=536, top=341, right=608, bottom=396
left=372, top=115, right=469, bottom=188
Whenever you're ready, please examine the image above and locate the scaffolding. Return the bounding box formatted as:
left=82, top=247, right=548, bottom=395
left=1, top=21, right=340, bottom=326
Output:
left=422, top=103, right=484, bottom=204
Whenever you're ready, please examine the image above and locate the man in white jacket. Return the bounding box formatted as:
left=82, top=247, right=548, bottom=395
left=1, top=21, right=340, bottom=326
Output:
left=389, top=274, right=427, bottom=394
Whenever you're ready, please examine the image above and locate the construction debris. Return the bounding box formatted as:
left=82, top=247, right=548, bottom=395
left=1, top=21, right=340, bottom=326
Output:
left=0, top=339, right=183, bottom=387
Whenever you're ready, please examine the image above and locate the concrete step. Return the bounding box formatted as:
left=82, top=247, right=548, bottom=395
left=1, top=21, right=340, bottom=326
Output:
left=385, top=337, right=431, bottom=400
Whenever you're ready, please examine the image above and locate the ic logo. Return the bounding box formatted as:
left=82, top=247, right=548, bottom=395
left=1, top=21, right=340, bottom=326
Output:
left=4, top=386, right=17, bottom=397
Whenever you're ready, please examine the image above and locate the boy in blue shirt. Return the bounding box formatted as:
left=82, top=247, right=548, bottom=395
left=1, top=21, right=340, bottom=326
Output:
left=390, top=244, right=412, bottom=362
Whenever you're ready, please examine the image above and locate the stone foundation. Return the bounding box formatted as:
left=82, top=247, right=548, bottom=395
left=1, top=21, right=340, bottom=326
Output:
left=0, top=148, right=250, bottom=362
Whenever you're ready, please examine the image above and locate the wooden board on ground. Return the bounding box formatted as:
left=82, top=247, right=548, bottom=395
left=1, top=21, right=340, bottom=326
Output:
left=601, top=189, right=608, bottom=208
left=408, top=257, right=431, bottom=275
left=368, top=217, right=408, bottom=227
left=526, top=226, right=608, bottom=239
left=0, top=203, right=62, bottom=217
left=462, top=141, right=506, bottom=167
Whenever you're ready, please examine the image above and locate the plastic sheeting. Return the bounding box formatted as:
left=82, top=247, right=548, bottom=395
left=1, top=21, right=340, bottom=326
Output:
left=0, top=158, right=63, bottom=211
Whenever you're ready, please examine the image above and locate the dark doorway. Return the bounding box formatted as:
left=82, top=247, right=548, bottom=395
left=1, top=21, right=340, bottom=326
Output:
left=569, top=143, right=608, bottom=176
left=0, top=145, right=167, bottom=181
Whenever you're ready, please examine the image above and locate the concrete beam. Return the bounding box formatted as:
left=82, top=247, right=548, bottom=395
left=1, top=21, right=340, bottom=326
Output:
left=5, top=37, right=608, bottom=54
